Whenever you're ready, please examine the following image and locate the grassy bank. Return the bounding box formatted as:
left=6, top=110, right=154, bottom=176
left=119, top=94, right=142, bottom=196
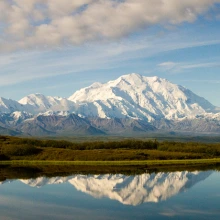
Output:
left=1, top=158, right=220, bottom=166
left=0, top=135, right=220, bottom=162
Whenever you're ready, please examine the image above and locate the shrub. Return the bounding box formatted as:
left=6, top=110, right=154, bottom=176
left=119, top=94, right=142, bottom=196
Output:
left=0, top=154, right=10, bottom=160
left=2, top=144, right=39, bottom=156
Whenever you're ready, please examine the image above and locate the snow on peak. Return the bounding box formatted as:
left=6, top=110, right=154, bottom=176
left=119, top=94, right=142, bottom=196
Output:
left=10, top=111, right=33, bottom=120
left=37, top=110, right=70, bottom=117
left=120, top=72, right=143, bottom=82
left=68, top=73, right=216, bottom=121
left=0, top=97, right=26, bottom=113
left=18, top=93, right=76, bottom=114
left=116, top=74, right=164, bottom=86
left=19, top=93, right=55, bottom=107
left=90, top=82, right=103, bottom=89
left=0, top=73, right=219, bottom=122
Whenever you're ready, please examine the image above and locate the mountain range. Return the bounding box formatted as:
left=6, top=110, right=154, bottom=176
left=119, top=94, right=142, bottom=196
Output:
left=1, top=171, right=211, bottom=206
left=0, top=73, right=220, bottom=136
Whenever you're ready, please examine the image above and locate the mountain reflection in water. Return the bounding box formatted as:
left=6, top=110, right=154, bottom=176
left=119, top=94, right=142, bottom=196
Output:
left=2, top=171, right=211, bottom=206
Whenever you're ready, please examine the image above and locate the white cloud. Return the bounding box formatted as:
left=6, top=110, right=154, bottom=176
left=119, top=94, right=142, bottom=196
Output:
left=158, top=61, right=220, bottom=73
left=158, top=62, right=177, bottom=70
left=182, top=62, right=220, bottom=69
left=0, top=35, right=219, bottom=87
left=180, top=79, right=220, bottom=84
left=1, top=0, right=220, bottom=51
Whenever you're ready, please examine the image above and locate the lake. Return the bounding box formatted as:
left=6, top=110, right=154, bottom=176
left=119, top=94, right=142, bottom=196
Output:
left=0, top=165, right=219, bottom=220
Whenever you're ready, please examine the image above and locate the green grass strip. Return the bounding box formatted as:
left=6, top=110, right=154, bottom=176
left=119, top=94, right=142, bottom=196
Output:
left=0, top=158, right=220, bottom=166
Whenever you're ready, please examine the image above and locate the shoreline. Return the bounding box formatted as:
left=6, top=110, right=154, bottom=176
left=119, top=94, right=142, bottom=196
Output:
left=1, top=158, right=220, bottom=166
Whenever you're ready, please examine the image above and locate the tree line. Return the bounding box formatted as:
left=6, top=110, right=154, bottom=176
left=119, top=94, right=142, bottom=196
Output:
left=0, top=135, right=220, bottom=159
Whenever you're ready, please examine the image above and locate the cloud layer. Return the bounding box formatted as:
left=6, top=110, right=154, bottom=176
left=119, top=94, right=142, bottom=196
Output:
left=0, top=0, right=220, bottom=51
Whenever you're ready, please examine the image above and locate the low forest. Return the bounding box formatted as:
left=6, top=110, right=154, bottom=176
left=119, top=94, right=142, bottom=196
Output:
left=0, top=135, right=220, bottom=161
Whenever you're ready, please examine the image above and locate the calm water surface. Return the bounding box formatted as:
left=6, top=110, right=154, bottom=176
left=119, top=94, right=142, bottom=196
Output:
left=0, top=167, right=219, bottom=220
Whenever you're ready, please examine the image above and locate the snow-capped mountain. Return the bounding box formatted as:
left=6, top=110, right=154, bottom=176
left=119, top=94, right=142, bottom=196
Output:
left=19, top=171, right=212, bottom=205
left=69, top=73, right=216, bottom=121
left=0, top=97, right=27, bottom=113
left=10, top=111, right=33, bottom=121
left=0, top=111, right=33, bottom=126
left=18, top=93, right=75, bottom=114
left=0, top=73, right=220, bottom=135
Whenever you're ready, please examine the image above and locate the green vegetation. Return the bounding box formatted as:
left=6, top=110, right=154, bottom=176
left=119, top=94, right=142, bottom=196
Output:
left=1, top=144, right=39, bottom=156
left=0, top=135, right=220, bottom=162
left=1, top=159, right=220, bottom=168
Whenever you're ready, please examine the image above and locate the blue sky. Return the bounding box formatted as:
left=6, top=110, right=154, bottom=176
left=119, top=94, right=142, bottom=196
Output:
left=0, top=0, right=220, bottom=106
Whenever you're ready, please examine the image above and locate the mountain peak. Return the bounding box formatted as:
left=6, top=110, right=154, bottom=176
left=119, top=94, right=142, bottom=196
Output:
left=0, top=73, right=220, bottom=135
left=19, top=93, right=46, bottom=104
left=121, top=72, right=142, bottom=79
left=118, top=73, right=143, bottom=84
left=69, top=73, right=216, bottom=120
left=118, top=74, right=167, bottom=86
left=0, top=73, right=219, bottom=128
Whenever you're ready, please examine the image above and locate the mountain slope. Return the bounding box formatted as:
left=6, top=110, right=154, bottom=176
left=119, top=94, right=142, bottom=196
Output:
left=17, top=114, right=105, bottom=136
left=152, top=118, right=220, bottom=133
left=69, top=73, right=216, bottom=121
left=0, top=97, right=27, bottom=113
left=0, top=125, right=22, bottom=136
left=89, top=117, right=156, bottom=134
left=19, top=93, right=75, bottom=114
left=0, top=73, right=219, bottom=136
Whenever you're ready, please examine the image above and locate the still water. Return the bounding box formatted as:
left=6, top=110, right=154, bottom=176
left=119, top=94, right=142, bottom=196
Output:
left=0, top=166, right=219, bottom=220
